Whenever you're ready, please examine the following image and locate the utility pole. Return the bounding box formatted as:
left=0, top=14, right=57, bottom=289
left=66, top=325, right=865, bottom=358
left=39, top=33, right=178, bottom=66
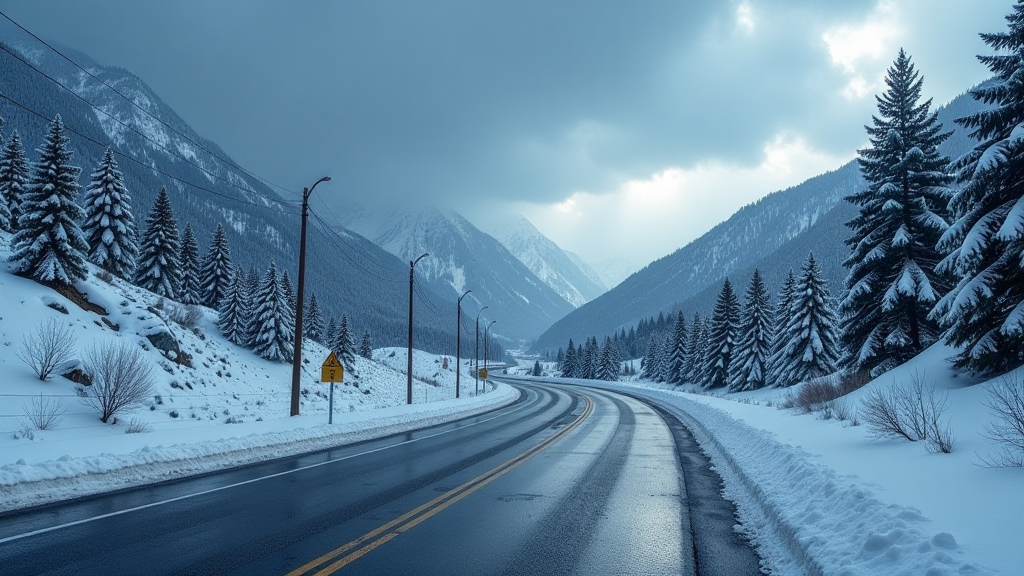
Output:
left=407, top=253, right=429, bottom=405
left=474, top=306, right=488, bottom=395
left=456, top=289, right=471, bottom=399
left=484, top=320, right=497, bottom=386
left=290, top=176, right=330, bottom=417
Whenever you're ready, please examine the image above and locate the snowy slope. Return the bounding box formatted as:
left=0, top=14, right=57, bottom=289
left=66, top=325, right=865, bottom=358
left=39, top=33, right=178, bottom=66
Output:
left=335, top=205, right=576, bottom=342
left=0, top=233, right=516, bottom=511
left=485, top=214, right=607, bottom=308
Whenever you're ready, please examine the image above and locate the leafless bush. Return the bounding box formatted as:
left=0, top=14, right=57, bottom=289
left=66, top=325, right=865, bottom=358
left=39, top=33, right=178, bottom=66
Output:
left=861, top=371, right=954, bottom=452
left=17, top=318, right=77, bottom=380
left=979, top=375, right=1024, bottom=467
left=832, top=398, right=856, bottom=423
left=124, top=417, right=152, bottom=434
left=838, top=369, right=872, bottom=395
left=82, top=341, right=156, bottom=423
left=20, top=394, right=66, bottom=430
left=163, top=301, right=203, bottom=328
left=794, top=375, right=843, bottom=414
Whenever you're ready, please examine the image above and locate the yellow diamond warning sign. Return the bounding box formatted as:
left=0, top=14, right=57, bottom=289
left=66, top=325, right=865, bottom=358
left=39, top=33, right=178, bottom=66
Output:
left=478, top=368, right=488, bottom=380
left=321, top=352, right=344, bottom=383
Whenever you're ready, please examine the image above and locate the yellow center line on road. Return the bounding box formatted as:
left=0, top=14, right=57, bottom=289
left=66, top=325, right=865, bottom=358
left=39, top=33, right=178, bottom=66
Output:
left=285, top=392, right=595, bottom=576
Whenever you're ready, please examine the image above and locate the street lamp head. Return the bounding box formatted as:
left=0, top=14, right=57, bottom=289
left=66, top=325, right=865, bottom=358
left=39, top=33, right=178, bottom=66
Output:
left=412, top=252, right=429, bottom=267
left=476, top=305, right=489, bottom=321
left=459, top=289, right=472, bottom=303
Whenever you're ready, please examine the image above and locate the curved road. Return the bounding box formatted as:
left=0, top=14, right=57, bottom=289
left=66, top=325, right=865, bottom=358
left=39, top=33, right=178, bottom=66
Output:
left=0, top=380, right=762, bottom=575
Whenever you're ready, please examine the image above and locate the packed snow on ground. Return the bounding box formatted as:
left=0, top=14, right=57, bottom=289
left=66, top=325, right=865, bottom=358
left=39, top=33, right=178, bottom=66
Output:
left=519, top=344, right=1022, bottom=575
left=0, top=234, right=517, bottom=513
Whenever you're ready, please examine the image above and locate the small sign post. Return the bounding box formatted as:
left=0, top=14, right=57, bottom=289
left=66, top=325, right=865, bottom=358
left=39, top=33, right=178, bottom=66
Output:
left=321, top=352, right=344, bottom=424
left=478, top=367, right=488, bottom=380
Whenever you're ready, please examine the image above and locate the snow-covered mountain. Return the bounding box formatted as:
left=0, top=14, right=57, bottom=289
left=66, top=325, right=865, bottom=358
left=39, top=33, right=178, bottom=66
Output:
left=533, top=85, right=990, bottom=352
left=336, top=206, right=575, bottom=342
left=485, top=215, right=606, bottom=308
left=0, top=35, right=460, bottom=352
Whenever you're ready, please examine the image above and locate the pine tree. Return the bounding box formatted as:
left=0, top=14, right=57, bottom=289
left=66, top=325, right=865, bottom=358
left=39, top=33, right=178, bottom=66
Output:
left=641, top=336, right=661, bottom=380
left=244, top=266, right=260, bottom=346
left=597, top=337, right=619, bottom=381
left=179, top=224, right=201, bottom=305
left=840, top=49, right=951, bottom=376
left=80, top=148, right=138, bottom=279
left=218, top=266, right=248, bottom=346
left=581, top=337, right=597, bottom=379
left=10, top=116, right=89, bottom=285
left=136, top=187, right=181, bottom=299
left=333, top=314, right=357, bottom=373
left=682, top=312, right=703, bottom=384
left=665, top=312, right=688, bottom=384
left=360, top=329, right=373, bottom=359
left=776, top=253, right=841, bottom=386
left=704, top=278, right=741, bottom=389
left=281, top=270, right=296, bottom=312
left=930, top=6, right=1024, bottom=375
left=0, top=124, right=10, bottom=231
left=533, top=360, right=543, bottom=377
left=0, top=131, right=29, bottom=233
left=561, top=338, right=577, bottom=377
left=730, top=269, right=774, bottom=392
left=199, top=224, right=233, bottom=308
left=767, top=269, right=796, bottom=387
left=304, top=292, right=324, bottom=344
left=325, top=317, right=338, bottom=353
left=250, top=261, right=294, bottom=362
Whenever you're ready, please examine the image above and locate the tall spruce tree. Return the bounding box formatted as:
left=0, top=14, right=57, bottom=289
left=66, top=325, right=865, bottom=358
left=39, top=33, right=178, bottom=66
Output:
left=641, top=336, right=661, bottom=380
left=136, top=187, right=181, bottom=299
left=931, top=5, right=1024, bottom=375
left=665, top=312, right=688, bottom=384
left=281, top=270, right=296, bottom=312
left=10, top=116, right=89, bottom=285
left=251, top=261, right=294, bottom=362
left=0, top=122, right=10, bottom=232
left=334, top=314, right=357, bottom=373
left=0, top=131, right=29, bottom=233
left=730, top=269, right=774, bottom=392
left=775, top=253, right=841, bottom=386
left=304, top=292, right=325, bottom=344
left=597, top=337, right=619, bottom=381
left=683, top=311, right=704, bottom=384
left=199, top=224, right=233, bottom=308
left=80, top=148, right=138, bottom=279
left=703, top=278, right=740, bottom=389
left=360, top=329, right=373, bottom=359
left=179, top=224, right=201, bottom=305
left=767, top=269, right=797, bottom=387
left=841, top=49, right=951, bottom=376
left=218, top=266, right=249, bottom=346
left=561, top=338, right=577, bottom=377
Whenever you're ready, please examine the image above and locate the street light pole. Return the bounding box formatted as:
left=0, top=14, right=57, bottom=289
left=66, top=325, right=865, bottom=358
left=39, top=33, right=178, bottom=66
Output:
left=484, top=320, right=497, bottom=383
left=456, top=289, right=471, bottom=399
left=474, top=306, right=488, bottom=395
left=407, top=253, right=429, bottom=405
left=290, top=176, right=331, bottom=417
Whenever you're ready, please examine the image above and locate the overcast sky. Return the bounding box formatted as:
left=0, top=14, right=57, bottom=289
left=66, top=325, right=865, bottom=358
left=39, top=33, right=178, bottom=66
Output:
left=0, top=1, right=1012, bottom=282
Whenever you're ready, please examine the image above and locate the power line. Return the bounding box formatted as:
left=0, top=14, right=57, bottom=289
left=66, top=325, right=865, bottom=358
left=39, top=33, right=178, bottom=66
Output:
left=0, top=10, right=297, bottom=198
left=0, top=92, right=299, bottom=215
left=307, top=211, right=403, bottom=283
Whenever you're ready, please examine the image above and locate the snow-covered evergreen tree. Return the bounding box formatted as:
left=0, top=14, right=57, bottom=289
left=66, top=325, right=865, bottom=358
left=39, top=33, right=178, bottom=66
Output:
left=199, top=224, right=232, bottom=309
left=0, top=123, right=10, bottom=231
left=775, top=253, right=841, bottom=386
left=136, top=187, right=181, bottom=299
left=80, top=148, right=138, bottom=279
left=244, top=266, right=260, bottom=346
left=581, top=337, right=597, bottom=379
left=682, top=311, right=704, bottom=384
left=597, top=337, right=619, bottom=381
left=931, top=5, right=1024, bottom=375
left=703, top=278, right=740, bottom=389
left=841, top=49, right=951, bottom=376
left=561, top=338, right=577, bottom=377
left=281, top=270, right=296, bottom=312
left=10, top=116, right=89, bottom=285
left=665, top=312, right=687, bottom=384
left=218, top=266, right=248, bottom=346
left=250, top=261, right=294, bottom=362
left=730, top=269, right=775, bottom=392
left=767, top=269, right=796, bottom=387
left=325, top=317, right=338, bottom=353
left=0, top=131, right=28, bottom=233
left=304, top=292, right=324, bottom=344
left=360, top=329, right=373, bottom=359
left=178, top=224, right=201, bottom=305
left=641, top=336, right=661, bottom=380
left=333, top=314, right=357, bottom=373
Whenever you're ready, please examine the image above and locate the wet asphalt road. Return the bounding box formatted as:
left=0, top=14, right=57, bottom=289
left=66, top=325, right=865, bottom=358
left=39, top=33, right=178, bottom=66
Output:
left=0, top=381, right=763, bottom=575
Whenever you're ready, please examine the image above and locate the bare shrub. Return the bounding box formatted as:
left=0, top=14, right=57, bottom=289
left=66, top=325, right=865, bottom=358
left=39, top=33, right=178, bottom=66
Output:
left=980, top=375, right=1024, bottom=467
left=21, top=394, right=66, bottom=430
left=17, top=318, right=77, bottom=380
left=861, top=371, right=954, bottom=452
left=832, top=398, right=856, bottom=423
left=163, top=301, right=203, bottom=328
left=838, top=369, right=872, bottom=395
left=82, top=341, right=156, bottom=423
left=124, top=417, right=152, bottom=434
left=794, top=376, right=841, bottom=414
